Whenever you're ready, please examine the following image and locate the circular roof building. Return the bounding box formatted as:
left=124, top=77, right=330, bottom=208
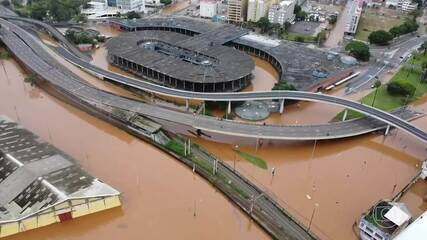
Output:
left=106, top=30, right=255, bottom=92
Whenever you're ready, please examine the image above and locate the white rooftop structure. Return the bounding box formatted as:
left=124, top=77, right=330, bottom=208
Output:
left=385, top=205, right=412, bottom=226
left=82, top=0, right=145, bottom=19
left=394, top=211, right=427, bottom=240
left=239, top=33, right=281, bottom=47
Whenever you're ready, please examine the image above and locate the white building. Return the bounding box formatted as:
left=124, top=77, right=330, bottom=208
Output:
left=401, top=0, right=418, bottom=12
left=200, top=0, right=218, bottom=18
left=394, top=211, right=427, bottom=240
left=117, top=0, right=145, bottom=12
left=145, top=0, right=162, bottom=8
left=82, top=0, right=145, bottom=19
left=267, top=0, right=295, bottom=25
left=386, top=0, right=418, bottom=12
left=344, top=0, right=363, bottom=35
left=247, top=0, right=270, bottom=22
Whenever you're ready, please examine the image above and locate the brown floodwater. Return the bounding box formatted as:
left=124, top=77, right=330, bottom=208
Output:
left=161, top=0, right=191, bottom=15
left=193, top=99, right=427, bottom=240
left=24, top=25, right=427, bottom=240
left=0, top=56, right=270, bottom=239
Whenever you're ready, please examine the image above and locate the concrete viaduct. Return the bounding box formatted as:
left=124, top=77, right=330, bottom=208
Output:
left=1, top=16, right=427, bottom=144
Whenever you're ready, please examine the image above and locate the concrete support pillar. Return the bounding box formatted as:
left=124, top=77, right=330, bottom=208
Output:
left=185, top=99, right=189, bottom=111
left=187, top=139, right=191, bottom=155
left=227, top=101, right=231, bottom=114
left=279, top=99, right=285, bottom=114
left=202, top=102, right=206, bottom=115
left=342, top=109, right=348, bottom=121
left=385, top=125, right=391, bottom=136
left=255, top=138, right=260, bottom=152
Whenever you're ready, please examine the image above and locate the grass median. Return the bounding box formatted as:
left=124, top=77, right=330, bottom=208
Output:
left=335, top=54, right=427, bottom=121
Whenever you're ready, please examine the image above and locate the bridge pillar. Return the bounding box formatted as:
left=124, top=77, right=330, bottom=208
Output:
left=202, top=102, right=206, bottom=115
left=342, top=109, right=348, bottom=121
left=255, top=138, right=259, bottom=152
left=185, top=99, right=189, bottom=111
left=279, top=99, right=285, bottom=114
left=227, top=101, right=231, bottom=115
left=385, top=125, right=391, bottom=136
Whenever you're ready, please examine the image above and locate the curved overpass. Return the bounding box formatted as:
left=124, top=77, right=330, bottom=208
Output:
left=1, top=16, right=427, bottom=143
left=58, top=48, right=427, bottom=142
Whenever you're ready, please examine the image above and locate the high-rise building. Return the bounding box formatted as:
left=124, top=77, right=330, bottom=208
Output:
left=247, top=0, right=271, bottom=22
left=267, top=0, right=295, bottom=25
left=108, top=0, right=117, bottom=7
left=117, top=0, right=145, bottom=12
left=227, top=0, right=248, bottom=22
left=200, top=0, right=218, bottom=18
left=82, top=0, right=145, bottom=19
left=344, top=0, right=363, bottom=35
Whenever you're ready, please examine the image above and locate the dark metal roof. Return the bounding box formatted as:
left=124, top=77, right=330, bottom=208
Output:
left=106, top=30, right=254, bottom=84
left=0, top=116, right=119, bottom=223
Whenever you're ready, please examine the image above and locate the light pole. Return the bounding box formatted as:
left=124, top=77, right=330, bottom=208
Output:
left=233, top=144, right=239, bottom=172
left=308, top=203, right=319, bottom=232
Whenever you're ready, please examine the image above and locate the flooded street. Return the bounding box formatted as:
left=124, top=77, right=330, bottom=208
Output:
left=161, top=0, right=191, bottom=15
left=0, top=57, right=269, bottom=240
left=2, top=21, right=425, bottom=240
left=193, top=113, right=426, bottom=239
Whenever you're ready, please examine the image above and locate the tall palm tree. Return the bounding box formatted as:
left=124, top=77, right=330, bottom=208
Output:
left=371, top=80, right=382, bottom=107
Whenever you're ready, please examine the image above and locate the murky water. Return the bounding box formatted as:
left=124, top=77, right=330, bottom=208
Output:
left=193, top=103, right=427, bottom=240
left=161, top=0, right=191, bottom=15
left=11, top=24, right=425, bottom=240
left=0, top=57, right=269, bottom=239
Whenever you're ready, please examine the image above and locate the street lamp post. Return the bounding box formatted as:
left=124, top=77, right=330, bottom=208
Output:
left=233, top=144, right=239, bottom=172
left=307, top=203, right=319, bottom=232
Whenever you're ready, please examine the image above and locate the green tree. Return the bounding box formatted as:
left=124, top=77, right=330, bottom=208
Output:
left=420, top=40, right=427, bottom=55
left=25, top=0, right=88, bottom=22
left=371, top=80, right=382, bottom=106
left=387, top=80, right=416, bottom=97
left=328, top=15, right=338, bottom=25
left=29, top=1, right=47, bottom=20
left=389, top=26, right=401, bottom=37
left=272, top=81, right=297, bottom=91
left=160, top=0, right=172, bottom=5
left=294, top=5, right=301, bottom=14
left=388, top=19, right=419, bottom=37
left=316, top=30, right=327, bottom=45
left=295, top=35, right=305, bottom=42
left=345, top=41, right=370, bottom=61
left=256, top=17, right=272, bottom=34
left=296, top=10, right=307, bottom=21
left=73, top=13, right=87, bottom=23
left=125, top=11, right=141, bottom=19
left=368, top=30, right=393, bottom=45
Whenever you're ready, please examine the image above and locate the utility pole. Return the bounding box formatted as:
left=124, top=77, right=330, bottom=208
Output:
left=311, top=139, right=317, bottom=160
left=307, top=203, right=319, bottom=232
left=233, top=144, right=239, bottom=171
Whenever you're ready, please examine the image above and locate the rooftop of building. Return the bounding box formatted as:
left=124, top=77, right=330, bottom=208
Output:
left=0, top=116, right=120, bottom=223
left=109, top=17, right=350, bottom=90
left=106, top=29, right=254, bottom=84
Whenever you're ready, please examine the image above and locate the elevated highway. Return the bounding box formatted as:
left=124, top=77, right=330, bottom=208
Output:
left=1, top=16, right=427, bottom=143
